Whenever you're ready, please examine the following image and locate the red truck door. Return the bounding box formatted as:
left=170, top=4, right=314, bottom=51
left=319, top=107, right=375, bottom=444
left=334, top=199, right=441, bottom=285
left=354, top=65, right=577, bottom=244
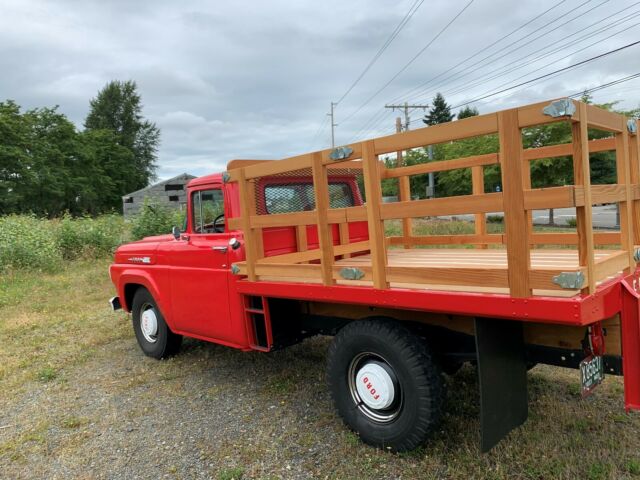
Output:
left=167, top=186, right=234, bottom=342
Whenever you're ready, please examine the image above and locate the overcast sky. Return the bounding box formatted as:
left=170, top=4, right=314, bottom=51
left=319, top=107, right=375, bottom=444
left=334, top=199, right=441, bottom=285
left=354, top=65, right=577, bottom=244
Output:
left=2, top=0, right=639, bottom=180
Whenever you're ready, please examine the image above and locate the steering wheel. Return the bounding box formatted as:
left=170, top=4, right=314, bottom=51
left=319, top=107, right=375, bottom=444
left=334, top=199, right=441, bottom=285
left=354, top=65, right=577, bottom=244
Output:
left=213, top=214, right=225, bottom=233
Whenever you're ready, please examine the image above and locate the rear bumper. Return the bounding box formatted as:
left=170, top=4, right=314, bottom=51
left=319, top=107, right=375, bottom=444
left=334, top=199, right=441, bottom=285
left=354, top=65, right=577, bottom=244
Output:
left=109, top=296, right=122, bottom=311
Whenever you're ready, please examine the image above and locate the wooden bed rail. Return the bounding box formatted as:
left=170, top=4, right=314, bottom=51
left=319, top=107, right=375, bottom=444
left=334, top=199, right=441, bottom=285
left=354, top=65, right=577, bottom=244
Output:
left=226, top=98, right=640, bottom=297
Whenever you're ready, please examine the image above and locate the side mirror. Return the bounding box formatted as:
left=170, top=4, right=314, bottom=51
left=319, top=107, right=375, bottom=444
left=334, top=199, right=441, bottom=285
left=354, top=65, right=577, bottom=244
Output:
left=172, top=226, right=181, bottom=240
left=229, top=237, right=241, bottom=250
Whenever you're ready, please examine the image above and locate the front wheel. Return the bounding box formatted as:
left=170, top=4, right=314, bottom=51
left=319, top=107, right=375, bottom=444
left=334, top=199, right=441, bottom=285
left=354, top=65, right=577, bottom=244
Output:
left=131, top=288, right=182, bottom=359
left=327, top=318, right=444, bottom=452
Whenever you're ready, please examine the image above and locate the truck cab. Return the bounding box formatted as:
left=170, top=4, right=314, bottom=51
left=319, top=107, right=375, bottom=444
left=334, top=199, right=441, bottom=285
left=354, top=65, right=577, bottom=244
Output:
left=110, top=163, right=367, bottom=351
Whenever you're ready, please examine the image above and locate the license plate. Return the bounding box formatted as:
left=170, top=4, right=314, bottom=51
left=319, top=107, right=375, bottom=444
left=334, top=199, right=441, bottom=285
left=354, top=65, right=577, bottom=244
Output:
left=580, top=355, right=604, bottom=397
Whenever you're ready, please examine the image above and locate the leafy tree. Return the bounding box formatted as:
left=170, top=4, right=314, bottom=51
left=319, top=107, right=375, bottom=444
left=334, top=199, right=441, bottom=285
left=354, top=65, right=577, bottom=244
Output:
left=423, top=93, right=454, bottom=126
left=0, top=101, right=30, bottom=214
left=457, top=105, right=479, bottom=120
left=85, top=80, right=159, bottom=193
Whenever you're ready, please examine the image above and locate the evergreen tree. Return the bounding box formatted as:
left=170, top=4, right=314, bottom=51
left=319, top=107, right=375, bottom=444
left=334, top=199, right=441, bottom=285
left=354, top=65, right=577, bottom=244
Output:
left=85, top=80, right=159, bottom=193
left=457, top=105, right=479, bottom=120
left=423, top=93, right=454, bottom=126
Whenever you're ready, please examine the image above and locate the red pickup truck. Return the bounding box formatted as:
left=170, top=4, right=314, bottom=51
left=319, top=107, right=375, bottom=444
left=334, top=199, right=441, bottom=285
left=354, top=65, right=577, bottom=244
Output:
left=110, top=99, right=640, bottom=452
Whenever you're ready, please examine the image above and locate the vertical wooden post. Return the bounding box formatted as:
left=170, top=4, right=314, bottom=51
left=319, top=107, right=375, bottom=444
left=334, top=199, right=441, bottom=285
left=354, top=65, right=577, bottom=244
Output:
left=572, top=102, right=595, bottom=293
left=295, top=225, right=308, bottom=252
left=628, top=123, right=640, bottom=245
left=247, top=179, right=264, bottom=258
left=498, top=109, right=531, bottom=297
left=237, top=169, right=257, bottom=281
left=616, top=128, right=635, bottom=271
left=338, top=223, right=351, bottom=259
left=472, top=165, right=487, bottom=249
left=311, top=152, right=335, bottom=285
left=396, top=118, right=412, bottom=248
left=362, top=140, right=389, bottom=289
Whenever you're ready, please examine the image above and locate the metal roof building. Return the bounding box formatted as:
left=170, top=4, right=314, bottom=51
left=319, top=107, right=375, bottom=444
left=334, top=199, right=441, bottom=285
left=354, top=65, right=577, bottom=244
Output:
left=122, top=173, right=196, bottom=217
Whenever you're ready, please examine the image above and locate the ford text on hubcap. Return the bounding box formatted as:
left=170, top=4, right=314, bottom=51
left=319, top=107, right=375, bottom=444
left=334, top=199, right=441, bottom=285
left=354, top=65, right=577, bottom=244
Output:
left=140, top=304, right=158, bottom=343
left=348, top=353, right=401, bottom=422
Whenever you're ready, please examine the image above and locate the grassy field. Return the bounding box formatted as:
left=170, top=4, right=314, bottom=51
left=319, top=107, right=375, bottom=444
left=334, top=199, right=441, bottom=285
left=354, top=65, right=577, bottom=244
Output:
left=1, top=260, right=640, bottom=479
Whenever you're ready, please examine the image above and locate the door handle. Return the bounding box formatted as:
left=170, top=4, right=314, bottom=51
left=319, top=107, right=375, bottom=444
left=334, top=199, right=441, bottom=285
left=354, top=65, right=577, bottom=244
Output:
left=212, top=246, right=228, bottom=253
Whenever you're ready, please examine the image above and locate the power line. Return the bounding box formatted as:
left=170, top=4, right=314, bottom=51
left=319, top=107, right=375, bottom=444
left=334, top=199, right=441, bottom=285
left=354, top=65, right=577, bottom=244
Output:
left=441, top=17, right=640, bottom=104
left=335, top=0, right=425, bottom=105
left=355, top=0, right=570, bottom=140
left=309, top=114, right=330, bottom=150
left=567, top=72, right=640, bottom=97
left=408, top=0, right=608, bottom=103
left=439, top=4, right=640, bottom=100
left=339, top=0, right=475, bottom=126
left=448, top=40, right=640, bottom=110
left=386, top=0, right=569, bottom=105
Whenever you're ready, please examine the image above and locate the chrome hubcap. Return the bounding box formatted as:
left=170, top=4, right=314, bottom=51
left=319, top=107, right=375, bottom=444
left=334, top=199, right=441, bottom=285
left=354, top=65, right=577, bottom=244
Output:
left=140, top=304, right=158, bottom=343
left=348, top=353, right=402, bottom=423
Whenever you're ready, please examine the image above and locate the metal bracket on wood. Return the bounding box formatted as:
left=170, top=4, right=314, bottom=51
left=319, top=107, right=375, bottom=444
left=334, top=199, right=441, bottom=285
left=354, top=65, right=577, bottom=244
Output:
left=222, top=171, right=231, bottom=183
left=628, top=119, right=638, bottom=135
left=552, top=271, right=585, bottom=289
left=339, top=267, right=365, bottom=280
left=329, top=146, right=354, bottom=161
left=542, top=98, right=576, bottom=118
left=230, top=264, right=240, bottom=275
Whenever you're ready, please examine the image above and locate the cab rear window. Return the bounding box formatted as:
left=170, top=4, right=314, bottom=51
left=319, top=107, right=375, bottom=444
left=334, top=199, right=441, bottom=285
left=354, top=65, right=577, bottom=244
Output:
left=264, top=183, right=354, bottom=214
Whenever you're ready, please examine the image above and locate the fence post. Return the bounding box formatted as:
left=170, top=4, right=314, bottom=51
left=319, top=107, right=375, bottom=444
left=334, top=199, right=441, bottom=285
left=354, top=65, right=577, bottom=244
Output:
left=616, top=127, right=635, bottom=272
left=571, top=102, right=595, bottom=293
left=498, top=109, right=531, bottom=297
left=362, top=140, right=389, bottom=289
left=237, top=168, right=257, bottom=281
left=472, top=165, right=488, bottom=249
left=311, top=152, right=335, bottom=285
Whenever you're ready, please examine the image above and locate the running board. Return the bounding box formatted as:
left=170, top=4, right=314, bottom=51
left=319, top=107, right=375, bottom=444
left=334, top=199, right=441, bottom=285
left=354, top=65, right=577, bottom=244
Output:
left=474, top=317, right=528, bottom=452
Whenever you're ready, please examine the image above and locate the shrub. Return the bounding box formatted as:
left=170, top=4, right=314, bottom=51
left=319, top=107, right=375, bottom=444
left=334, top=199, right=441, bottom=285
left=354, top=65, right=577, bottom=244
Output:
left=55, top=213, right=128, bottom=260
left=129, top=198, right=186, bottom=240
left=566, top=217, right=577, bottom=227
left=487, top=215, right=504, bottom=224
left=0, top=215, right=62, bottom=272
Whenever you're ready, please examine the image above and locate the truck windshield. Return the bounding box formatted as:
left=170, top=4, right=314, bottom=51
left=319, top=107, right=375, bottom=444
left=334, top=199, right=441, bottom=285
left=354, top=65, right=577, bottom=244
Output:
left=264, top=182, right=354, bottom=214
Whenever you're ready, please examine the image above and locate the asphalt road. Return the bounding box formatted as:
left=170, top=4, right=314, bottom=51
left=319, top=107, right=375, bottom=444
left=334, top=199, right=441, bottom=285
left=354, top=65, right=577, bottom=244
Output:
left=443, top=204, right=620, bottom=229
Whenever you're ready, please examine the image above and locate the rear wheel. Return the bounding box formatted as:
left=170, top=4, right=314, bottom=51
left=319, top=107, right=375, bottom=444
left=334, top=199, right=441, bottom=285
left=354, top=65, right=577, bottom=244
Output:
left=131, top=288, right=182, bottom=359
left=327, top=318, right=444, bottom=452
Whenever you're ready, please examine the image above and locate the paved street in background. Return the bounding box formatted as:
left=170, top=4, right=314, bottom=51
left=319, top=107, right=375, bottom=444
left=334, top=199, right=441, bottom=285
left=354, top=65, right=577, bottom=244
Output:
left=440, top=204, right=619, bottom=228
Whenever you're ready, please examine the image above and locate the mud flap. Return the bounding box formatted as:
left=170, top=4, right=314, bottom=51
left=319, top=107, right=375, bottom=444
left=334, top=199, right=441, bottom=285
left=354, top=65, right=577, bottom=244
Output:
left=621, top=279, right=640, bottom=410
left=474, top=317, right=528, bottom=452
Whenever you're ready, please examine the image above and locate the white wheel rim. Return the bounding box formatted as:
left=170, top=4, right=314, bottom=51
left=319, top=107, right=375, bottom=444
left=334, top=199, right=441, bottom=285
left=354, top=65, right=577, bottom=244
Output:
left=348, top=353, right=402, bottom=423
left=355, top=363, right=395, bottom=409
left=140, top=305, right=158, bottom=343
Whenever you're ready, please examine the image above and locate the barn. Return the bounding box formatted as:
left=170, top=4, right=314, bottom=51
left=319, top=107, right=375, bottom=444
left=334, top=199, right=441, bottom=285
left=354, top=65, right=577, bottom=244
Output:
left=122, top=173, right=196, bottom=218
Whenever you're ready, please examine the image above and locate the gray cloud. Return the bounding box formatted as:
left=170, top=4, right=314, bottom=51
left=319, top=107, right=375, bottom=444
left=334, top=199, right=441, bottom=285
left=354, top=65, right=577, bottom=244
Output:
left=1, top=0, right=639, bottom=179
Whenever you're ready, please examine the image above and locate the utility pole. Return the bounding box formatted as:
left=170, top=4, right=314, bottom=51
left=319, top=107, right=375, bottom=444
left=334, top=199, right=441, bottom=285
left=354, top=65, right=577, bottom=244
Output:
left=385, top=102, right=433, bottom=197
left=384, top=102, right=428, bottom=131
left=328, top=102, right=337, bottom=148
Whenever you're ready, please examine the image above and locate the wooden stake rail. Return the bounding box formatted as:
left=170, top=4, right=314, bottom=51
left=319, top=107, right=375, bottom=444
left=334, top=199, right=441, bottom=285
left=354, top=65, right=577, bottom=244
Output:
left=227, top=99, right=640, bottom=297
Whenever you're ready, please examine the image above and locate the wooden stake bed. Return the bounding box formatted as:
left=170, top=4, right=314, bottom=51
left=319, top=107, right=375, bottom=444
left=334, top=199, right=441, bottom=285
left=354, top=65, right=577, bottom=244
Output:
left=226, top=98, right=640, bottom=300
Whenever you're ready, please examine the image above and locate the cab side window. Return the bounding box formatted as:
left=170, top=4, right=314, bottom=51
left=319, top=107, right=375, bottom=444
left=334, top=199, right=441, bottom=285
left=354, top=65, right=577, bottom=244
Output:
left=192, top=189, right=224, bottom=233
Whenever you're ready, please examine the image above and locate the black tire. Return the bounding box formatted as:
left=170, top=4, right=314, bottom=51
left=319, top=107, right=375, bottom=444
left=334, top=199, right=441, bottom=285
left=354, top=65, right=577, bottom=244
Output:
left=131, top=288, right=182, bottom=359
left=327, top=317, right=444, bottom=452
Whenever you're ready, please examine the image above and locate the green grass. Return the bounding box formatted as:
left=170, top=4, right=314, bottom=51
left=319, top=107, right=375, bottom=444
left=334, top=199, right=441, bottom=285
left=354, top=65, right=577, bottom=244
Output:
left=218, top=467, right=244, bottom=480
left=0, top=229, right=638, bottom=478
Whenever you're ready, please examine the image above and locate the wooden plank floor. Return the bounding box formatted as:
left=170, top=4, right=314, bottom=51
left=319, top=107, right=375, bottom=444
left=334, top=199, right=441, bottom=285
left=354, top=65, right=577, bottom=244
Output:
left=255, top=249, right=625, bottom=298
left=337, top=248, right=616, bottom=268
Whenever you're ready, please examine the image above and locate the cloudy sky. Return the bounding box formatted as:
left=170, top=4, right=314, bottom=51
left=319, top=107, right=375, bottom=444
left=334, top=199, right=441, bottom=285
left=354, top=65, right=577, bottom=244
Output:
left=1, top=0, right=639, bottom=180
